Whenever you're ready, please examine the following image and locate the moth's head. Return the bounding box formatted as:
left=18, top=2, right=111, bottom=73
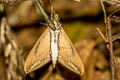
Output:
left=50, top=13, right=61, bottom=30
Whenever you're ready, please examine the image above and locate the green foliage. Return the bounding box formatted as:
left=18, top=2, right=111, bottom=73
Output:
left=64, top=21, right=87, bottom=43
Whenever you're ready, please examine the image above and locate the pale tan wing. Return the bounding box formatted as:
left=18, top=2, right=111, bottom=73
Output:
left=24, top=27, right=51, bottom=74
left=58, top=28, right=84, bottom=75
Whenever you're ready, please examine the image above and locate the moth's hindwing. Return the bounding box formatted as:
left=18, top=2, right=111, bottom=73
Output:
left=58, top=28, right=84, bottom=75
left=24, top=28, right=51, bottom=74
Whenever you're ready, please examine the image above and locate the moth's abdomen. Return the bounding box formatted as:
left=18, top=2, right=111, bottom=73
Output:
left=51, top=41, right=58, bottom=68
left=50, top=30, right=60, bottom=68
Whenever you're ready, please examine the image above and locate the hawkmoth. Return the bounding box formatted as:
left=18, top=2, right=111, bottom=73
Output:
left=24, top=0, right=84, bottom=76
left=24, top=27, right=84, bottom=75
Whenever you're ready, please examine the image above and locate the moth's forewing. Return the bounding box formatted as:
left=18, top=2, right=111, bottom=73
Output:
left=24, top=28, right=51, bottom=74
left=58, top=28, right=84, bottom=75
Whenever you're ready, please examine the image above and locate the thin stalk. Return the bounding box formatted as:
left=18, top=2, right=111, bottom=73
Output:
left=106, top=18, right=115, bottom=80
left=100, top=0, right=107, bottom=23
left=35, top=0, right=56, bottom=30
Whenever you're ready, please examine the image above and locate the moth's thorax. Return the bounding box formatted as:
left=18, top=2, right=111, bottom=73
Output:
left=50, top=29, right=60, bottom=68
left=52, top=14, right=61, bottom=30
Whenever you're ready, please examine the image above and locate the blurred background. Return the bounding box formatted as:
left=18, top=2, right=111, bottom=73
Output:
left=0, top=0, right=120, bottom=80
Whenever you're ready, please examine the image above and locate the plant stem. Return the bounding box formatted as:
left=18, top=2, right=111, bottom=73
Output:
left=35, top=0, right=56, bottom=31
left=106, top=17, right=115, bottom=80
left=100, top=0, right=107, bottom=23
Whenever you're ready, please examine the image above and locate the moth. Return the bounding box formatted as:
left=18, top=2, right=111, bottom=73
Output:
left=24, top=2, right=84, bottom=75
left=24, top=26, right=84, bottom=75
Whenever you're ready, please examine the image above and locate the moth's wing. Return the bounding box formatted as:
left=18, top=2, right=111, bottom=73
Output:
left=58, top=28, right=84, bottom=75
left=24, top=28, right=51, bottom=74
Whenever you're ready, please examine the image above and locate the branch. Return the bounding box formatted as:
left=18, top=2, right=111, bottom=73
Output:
left=96, top=28, right=107, bottom=42
left=106, top=17, right=115, bottom=80
left=96, top=28, right=120, bottom=43
left=96, top=17, right=115, bottom=80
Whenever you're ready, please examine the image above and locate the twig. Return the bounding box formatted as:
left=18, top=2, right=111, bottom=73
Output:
left=97, top=19, right=115, bottom=80
left=35, top=0, right=56, bottom=31
left=96, top=27, right=110, bottom=50
left=100, top=0, right=107, bottom=23
left=106, top=17, right=115, bottom=80
left=96, top=28, right=107, bottom=42
left=96, top=28, right=120, bottom=43
left=96, top=4, right=117, bottom=79
left=112, top=34, right=120, bottom=41
left=96, top=1, right=120, bottom=80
